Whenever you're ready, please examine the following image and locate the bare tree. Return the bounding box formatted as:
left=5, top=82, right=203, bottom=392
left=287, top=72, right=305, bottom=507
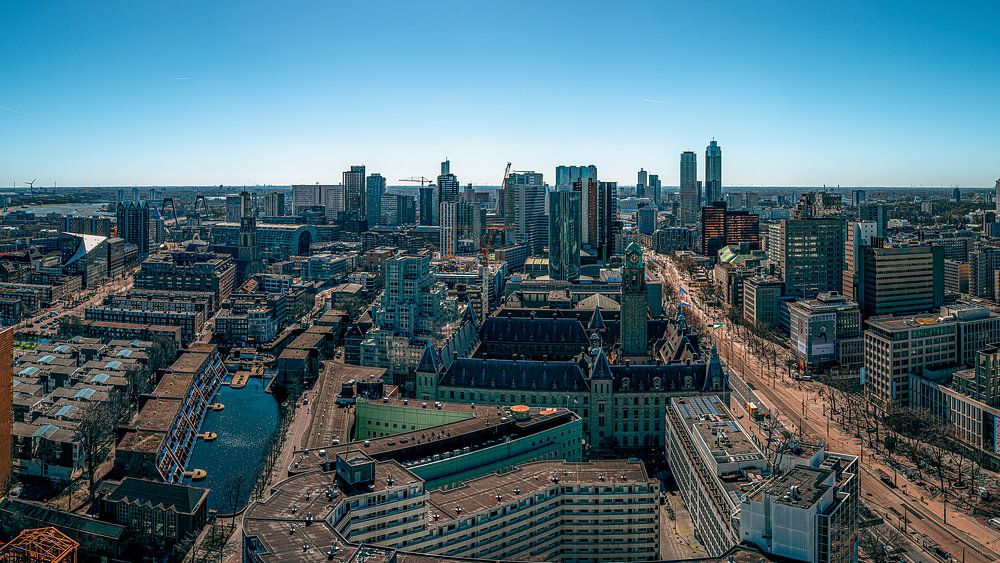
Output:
left=73, top=401, right=120, bottom=505
left=859, top=523, right=906, bottom=563
left=221, top=473, right=248, bottom=529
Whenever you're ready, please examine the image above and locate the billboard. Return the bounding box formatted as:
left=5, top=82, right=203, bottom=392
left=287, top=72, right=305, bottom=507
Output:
left=808, top=312, right=837, bottom=359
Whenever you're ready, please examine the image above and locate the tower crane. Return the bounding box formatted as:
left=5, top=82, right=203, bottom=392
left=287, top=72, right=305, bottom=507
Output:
left=399, top=176, right=433, bottom=187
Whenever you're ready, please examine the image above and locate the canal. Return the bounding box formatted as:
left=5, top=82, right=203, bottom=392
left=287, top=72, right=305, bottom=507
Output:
left=183, top=376, right=279, bottom=511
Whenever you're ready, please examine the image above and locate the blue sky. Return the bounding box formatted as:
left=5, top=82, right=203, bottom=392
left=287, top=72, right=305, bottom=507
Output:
left=2, top=1, right=998, bottom=187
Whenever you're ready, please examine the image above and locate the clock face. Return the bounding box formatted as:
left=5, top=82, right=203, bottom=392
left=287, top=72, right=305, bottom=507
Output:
left=628, top=251, right=639, bottom=264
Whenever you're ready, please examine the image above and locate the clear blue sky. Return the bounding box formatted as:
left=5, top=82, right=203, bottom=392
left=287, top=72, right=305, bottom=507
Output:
left=2, top=1, right=998, bottom=187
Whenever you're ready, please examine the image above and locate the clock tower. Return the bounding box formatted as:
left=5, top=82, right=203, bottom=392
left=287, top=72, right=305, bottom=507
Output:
left=620, top=241, right=648, bottom=358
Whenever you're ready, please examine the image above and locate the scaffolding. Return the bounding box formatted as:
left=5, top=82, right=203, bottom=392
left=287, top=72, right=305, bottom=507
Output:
left=0, top=527, right=78, bottom=563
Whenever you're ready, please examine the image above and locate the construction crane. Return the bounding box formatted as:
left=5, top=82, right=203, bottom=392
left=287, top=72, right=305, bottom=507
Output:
left=399, top=176, right=433, bottom=187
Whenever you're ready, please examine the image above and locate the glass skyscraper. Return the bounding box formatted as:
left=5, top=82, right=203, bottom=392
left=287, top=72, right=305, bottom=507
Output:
left=548, top=190, right=581, bottom=281
left=680, top=151, right=699, bottom=224
left=366, top=173, right=386, bottom=227
left=705, top=140, right=722, bottom=205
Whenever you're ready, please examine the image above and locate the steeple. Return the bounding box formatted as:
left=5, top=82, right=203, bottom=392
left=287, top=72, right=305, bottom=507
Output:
left=676, top=303, right=688, bottom=335
left=590, top=346, right=613, bottom=380
left=588, top=304, right=606, bottom=332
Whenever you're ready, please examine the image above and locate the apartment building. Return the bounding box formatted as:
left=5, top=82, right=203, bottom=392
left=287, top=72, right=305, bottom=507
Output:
left=243, top=456, right=659, bottom=562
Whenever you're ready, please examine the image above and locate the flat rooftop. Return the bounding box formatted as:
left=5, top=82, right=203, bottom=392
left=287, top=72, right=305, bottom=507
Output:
left=675, top=395, right=766, bottom=465
left=756, top=465, right=833, bottom=509
left=427, top=460, right=649, bottom=522
left=148, top=373, right=194, bottom=400
left=291, top=402, right=576, bottom=475
left=134, top=398, right=181, bottom=432
left=168, top=345, right=216, bottom=373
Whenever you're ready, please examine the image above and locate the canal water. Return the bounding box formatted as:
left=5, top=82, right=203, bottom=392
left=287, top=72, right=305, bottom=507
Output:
left=183, top=376, right=279, bottom=511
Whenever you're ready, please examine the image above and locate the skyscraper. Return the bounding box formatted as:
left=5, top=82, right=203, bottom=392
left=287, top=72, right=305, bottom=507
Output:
left=953, top=187, right=961, bottom=204
left=440, top=200, right=484, bottom=256
left=503, top=172, right=547, bottom=253
left=260, top=191, right=286, bottom=217
left=680, top=151, right=699, bottom=224
left=225, top=194, right=242, bottom=222
left=554, top=165, right=597, bottom=190
left=775, top=217, right=846, bottom=296
left=843, top=221, right=878, bottom=302
left=116, top=200, right=151, bottom=257
left=418, top=185, right=438, bottom=226
left=858, top=244, right=944, bottom=318
left=636, top=168, right=648, bottom=198
left=342, top=165, right=367, bottom=220
left=437, top=160, right=460, bottom=204
left=700, top=202, right=760, bottom=258
left=995, top=179, right=1000, bottom=214
left=705, top=141, right=722, bottom=205
left=648, top=174, right=662, bottom=208
left=620, top=242, right=648, bottom=357
left=548, top=190, right=581, bottom=281
left=366, top=173, right=387, bottom=227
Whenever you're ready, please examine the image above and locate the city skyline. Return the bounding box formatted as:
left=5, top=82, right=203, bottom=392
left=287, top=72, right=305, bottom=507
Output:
left=2, top=1, right=1000, bottom=187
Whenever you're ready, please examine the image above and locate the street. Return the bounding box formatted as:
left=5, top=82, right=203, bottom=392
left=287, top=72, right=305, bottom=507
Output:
left=647, top=249, right=1000, bottom=563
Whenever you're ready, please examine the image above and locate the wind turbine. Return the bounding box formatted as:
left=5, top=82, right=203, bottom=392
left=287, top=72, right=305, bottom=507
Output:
left=25, top=179, right=36, bottom=192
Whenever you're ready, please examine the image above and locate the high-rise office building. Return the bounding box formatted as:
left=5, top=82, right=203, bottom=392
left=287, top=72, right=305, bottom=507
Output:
left=795, top=192, right=843, bottom=219
left=859, top=202, right=888, bottom=238
left=858, top=244, right=944, bottom=318
left=704, top=140, right=722, bottom=205
left=599, top=182, right=620, bottom=260
left=440, top=200, right=484, bottom=256
left=225, top=194, right=242, bottom=222
left=548, top=190, right=581, bottom=281
left=638, top=205, right=657, bottom=235
left=864, top=303, right=1000, bottom=409
left=773, top=217, right=845, bottom=296
left=842, top=221, right=879, bottom=302
left=953, top=187, right=962, bottom=204
left=366, top=173, right=386, bottom=227
left=636, top=168, right=648, bottom=198
left=554, top=165, right=597, bottom=190
left=648, top=174, right=662, bottom=208
left=418, top=185, right=438, bottom=226
left=995, top=179, right=1000, bottom=214
left=851, top=189, right=867, bottom=207
left=700, top=202, right=761, bottom=258
left=437, top=160, right=460, bottom=205
left=116, top=200, right=151, bottom=257
left=679, top=151, right=699, bottom=224
left=503, top=172, right=547, bottom=253
left=291, top=184, right=343, bottom=221
left=573, top=179, right=619, bottom=261
left=342, top=165, right=367, bottom=220
left=620, top=242, right=648, bottom=357
left=380, top=193, right=417, bottom=226
left=260, top=191, right=286, bottom=217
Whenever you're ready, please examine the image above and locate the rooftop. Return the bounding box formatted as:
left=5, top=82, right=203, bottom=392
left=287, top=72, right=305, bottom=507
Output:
left=755, top=465, right=833, bottom=509
left=427, top=460, right=650, bottom=522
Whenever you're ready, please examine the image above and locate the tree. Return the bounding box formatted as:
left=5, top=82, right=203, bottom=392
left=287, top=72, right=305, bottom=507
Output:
left=73, top=401, right=120, bottom=505
left=859, top=523, right=906, bottom=563
left=221, top=473, right=248, bottom=529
